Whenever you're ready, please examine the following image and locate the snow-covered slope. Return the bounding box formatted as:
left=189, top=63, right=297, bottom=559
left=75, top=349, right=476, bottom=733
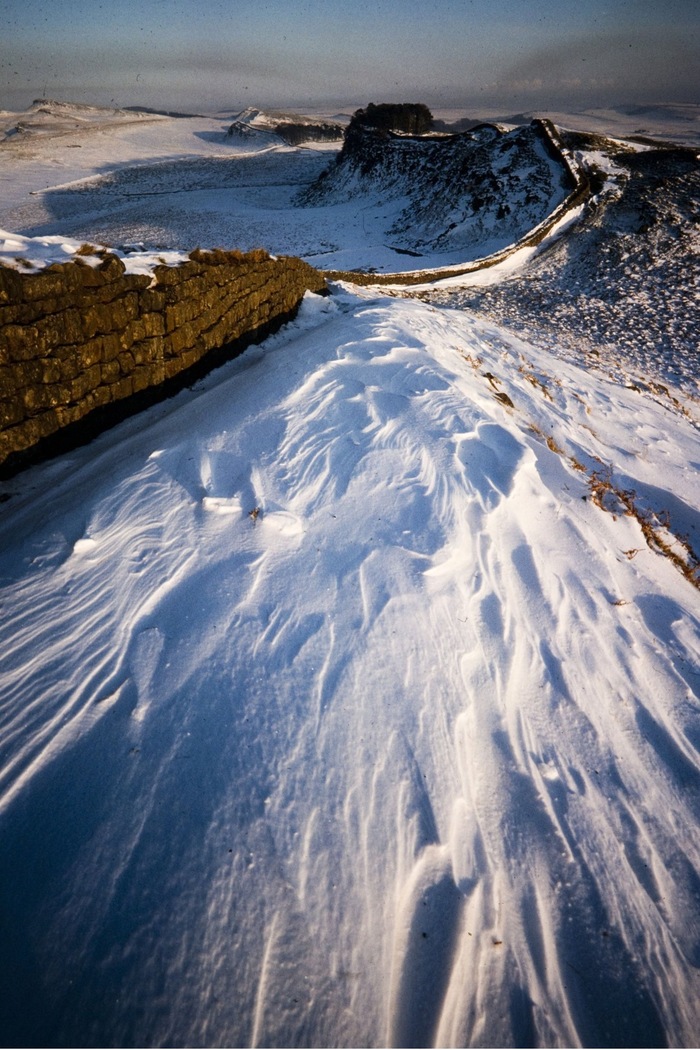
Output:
left=0, top=105, right=579, bottom=274
left=1, top=102, right=700, bottom=1048
left=429, top=131, right=700, bottom=396
left=1, top=289, right=699, bottom=1047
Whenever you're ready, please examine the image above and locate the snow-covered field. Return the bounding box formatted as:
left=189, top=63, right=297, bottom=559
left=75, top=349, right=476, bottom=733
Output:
left=1, top=101, right=700, bottom=1048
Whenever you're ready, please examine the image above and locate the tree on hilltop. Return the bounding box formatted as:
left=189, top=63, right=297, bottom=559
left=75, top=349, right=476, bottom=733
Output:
left=349, top=103, right=433, bottom=135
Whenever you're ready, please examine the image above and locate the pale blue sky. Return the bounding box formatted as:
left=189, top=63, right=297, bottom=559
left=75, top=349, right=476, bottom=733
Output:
left=2, top=0, right=698, bottom=114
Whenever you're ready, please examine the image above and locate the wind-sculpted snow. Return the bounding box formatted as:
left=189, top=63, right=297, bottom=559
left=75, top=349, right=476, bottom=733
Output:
left=1, top=292, right=699, bottom=1046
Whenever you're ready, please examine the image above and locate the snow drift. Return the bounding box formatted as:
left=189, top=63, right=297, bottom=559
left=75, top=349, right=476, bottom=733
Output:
left=1, top=99, right=700, bottom=1049
left=1, top=289, right=699, bottom=1047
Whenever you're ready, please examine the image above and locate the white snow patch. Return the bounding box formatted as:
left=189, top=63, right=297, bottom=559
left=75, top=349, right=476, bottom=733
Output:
left=1, top=289, right=699, bottom=1047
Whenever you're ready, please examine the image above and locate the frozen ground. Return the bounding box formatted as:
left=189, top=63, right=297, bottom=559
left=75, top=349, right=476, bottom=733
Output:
left=1, top=101, right=699, bottom=1048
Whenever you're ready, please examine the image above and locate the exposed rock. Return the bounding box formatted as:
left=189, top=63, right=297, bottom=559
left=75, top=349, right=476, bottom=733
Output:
left=273, top=122, right=344, bottom=146
left=302, top=119, right=577, bottom=259
left=349, top=103, right=434, bottom=135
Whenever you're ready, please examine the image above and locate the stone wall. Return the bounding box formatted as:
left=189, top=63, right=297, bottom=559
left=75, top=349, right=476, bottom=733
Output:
left=0, top=247, right=326, bottom=475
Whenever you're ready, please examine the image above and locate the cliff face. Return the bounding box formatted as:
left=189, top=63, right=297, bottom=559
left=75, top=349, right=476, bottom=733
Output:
left=226, top=110, right=344, bottom=146
left=301, top=120, right=577, bottom=259
left=273, top=122, right=344, bottom=146
left=0, top=248, right=326, bottom=474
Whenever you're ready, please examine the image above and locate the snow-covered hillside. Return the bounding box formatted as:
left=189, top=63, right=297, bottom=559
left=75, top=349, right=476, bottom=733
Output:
left=0, top=100, right=579, bottom=274
left=300, top=120, right=575, bottom=262
left=1, top=101, right=699, bottom=1048
left=430, top=130, right=700, bottom=396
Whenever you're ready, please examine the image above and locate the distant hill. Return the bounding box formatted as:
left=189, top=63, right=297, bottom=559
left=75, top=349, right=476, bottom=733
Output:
left=0, top=98, right=163, bottom=142
left=227, top=107, right=344, bottom=146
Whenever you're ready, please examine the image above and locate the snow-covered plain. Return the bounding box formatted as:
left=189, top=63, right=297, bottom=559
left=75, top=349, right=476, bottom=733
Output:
left=1, top=101, right=700, bottom=1048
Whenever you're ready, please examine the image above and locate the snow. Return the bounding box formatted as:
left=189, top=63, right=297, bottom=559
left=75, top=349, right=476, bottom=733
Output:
left=0, top=227, right=190, bottom=276
left=1, top=101, right=700, bottom=1048
left=446, top=103, right=700, bottom=149
left=0, top=101, right=578, bottom=275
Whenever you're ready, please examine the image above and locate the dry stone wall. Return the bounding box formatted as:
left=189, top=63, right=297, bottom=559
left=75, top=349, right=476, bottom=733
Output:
left=0, top=248, right=326, bottom=474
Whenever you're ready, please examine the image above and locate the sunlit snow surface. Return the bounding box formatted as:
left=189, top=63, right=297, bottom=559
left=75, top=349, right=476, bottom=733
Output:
left=1, top=102, right=700, bottom=1048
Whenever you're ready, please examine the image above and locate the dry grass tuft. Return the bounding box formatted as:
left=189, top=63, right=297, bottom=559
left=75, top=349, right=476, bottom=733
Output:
left=587, top=464, right=700, bottom=589
left=519, top=367, right=554, bottom=401
left=459, top=350, right=482, bottom=370
left=527, top=422, right=700, bottom=590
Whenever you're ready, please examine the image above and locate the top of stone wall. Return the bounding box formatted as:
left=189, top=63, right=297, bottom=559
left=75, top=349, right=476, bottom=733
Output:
left=0, top=229, right=283, bottom=292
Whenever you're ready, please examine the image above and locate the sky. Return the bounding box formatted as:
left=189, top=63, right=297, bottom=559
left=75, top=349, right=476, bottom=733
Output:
left=2, top=0, right=699, bottom=116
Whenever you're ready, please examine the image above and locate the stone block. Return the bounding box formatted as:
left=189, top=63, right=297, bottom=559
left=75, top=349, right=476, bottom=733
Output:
left=82, top=303, right=114, bottom=339
left=19, top=270, right=71, bottom=302
left=55, top=402, right=81, bottom=427
left=20, top=409, right=60, bottom=444
left=165, top=298, right=202, bottom=334
left=94, top=273, right=150, bottom=303
left=140, top=288, right=166, bottom=313
left=163, top=357, right=183, bottom=380
left=134, top=335, right=164, bottom=363
left=22, top=384, right=59, bottom=414
left=0, top=365, right=18, bottom=398
left=23, top=357, right=63, bottom=386
left=77, top=251, right=125, bottom=285
left=118, top=351, right=135, bottom=375
left=71, top=385, right=111, bottom=419
left=132, top=366, right=155, bottom=393
left=101, top=333, right=122, bottom=362
left=0, top=265, right=23, bottom=304
left=110, top=376, right=134, bottom=400
left=101, top=359, right=121, bottom=384
left=176, top=273, right=209, bottom=301
left=35, top=308, right=85, bottom=352
left=153, top=261, right=194, bottom=286
left=3, top=324, right=41, bottom=362
left=0, top=398, right=24, bottom=428
left=69, top=365, right=100, bottom=402
left=140, top=312, right=165, bottom=338
left=180, top=348, right=202, bottom=371
left=72, top=340, right=104, bottom=371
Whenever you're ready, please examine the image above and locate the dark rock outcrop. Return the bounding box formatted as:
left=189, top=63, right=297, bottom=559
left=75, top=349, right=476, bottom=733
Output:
left=348, top=103, right=434, bottom=136
left=301, top=119, right=578, bottom=260
left=273, top=122, right=344, bottom=146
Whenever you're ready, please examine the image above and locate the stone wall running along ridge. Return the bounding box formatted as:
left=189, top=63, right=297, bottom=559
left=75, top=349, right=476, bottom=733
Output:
left=0, top=247, right=327, bottom=476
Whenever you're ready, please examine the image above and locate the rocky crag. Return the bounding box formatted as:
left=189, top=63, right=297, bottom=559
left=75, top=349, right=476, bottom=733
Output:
left=301, top=118, right=579, bottom=262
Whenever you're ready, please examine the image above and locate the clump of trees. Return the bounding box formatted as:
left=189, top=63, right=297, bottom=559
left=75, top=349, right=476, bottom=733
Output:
left=349, top=103, right=433, bottom=136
